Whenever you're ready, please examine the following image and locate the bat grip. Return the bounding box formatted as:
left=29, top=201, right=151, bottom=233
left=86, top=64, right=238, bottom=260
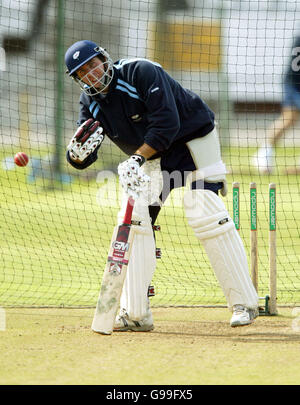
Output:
left=123, top=196, right=135, bottom=225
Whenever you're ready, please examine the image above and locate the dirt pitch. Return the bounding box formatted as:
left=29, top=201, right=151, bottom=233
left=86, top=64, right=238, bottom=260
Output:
left=1, top=307, right=300, bottom=385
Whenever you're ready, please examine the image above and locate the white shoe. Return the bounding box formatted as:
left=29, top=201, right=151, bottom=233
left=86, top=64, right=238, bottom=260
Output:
left=113, top=308, right=154, bottom=332
left=251, top=146, right=274, bottom=174
left=230, top=305, right=259, bottom=327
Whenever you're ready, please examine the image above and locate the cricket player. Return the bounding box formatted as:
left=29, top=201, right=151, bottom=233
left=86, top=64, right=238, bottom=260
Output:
left=65, top=40, right=259, bottom=329
left=252, top=36, right=300, bottom=174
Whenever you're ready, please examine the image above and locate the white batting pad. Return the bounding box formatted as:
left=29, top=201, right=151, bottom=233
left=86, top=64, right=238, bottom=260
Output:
left=184, top=189, right=258, bottom=310
left=186, top=128, right=227, bottom=181
left=186, top=128, right=228, bottom=196
left=117, top=197, right=156, bottom=320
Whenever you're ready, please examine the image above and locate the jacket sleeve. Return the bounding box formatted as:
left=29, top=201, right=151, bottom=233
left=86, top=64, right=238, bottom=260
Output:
left=77, top=96, right=93, bottom=125
left=133, top=61, right=180, bottom=151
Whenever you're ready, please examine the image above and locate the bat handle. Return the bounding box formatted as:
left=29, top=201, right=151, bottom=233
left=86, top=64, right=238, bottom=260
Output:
left=123, top=196, right=135, bottom=225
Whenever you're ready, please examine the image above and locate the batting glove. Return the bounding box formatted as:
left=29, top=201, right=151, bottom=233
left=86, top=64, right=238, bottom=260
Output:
left=118, top=154, right=150, bottom=199
left=67, top=118, right=104, bottom=162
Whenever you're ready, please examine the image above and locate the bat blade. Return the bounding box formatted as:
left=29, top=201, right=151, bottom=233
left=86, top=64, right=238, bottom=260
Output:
left=92, top=198, right=134, bottom=334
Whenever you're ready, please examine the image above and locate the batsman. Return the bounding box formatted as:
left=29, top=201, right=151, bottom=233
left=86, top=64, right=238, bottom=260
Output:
left=65, top=40, right=259, bottom=330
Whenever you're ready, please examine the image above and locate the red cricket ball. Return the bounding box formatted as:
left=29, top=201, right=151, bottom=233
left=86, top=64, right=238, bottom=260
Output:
left=14, top=152, right=29, bottom=167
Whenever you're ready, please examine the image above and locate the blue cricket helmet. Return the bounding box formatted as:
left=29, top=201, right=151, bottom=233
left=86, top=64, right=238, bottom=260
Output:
left=65, top=40, right=114, bottom=95
left=65, top=40, right=104, bottom=76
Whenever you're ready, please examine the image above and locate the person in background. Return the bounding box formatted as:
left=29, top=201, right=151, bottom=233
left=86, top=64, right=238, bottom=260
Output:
left=252, top=36, right=300, bottom=174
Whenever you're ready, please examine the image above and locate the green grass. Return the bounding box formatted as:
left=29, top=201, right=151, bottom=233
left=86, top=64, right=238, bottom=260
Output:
left=1, top=146, right=300, bottom=308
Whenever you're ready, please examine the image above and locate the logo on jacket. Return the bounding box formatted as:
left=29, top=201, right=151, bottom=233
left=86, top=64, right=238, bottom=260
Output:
left=131, top=114, right=142, bottom=122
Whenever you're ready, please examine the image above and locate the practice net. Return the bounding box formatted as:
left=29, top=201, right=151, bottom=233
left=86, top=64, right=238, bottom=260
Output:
left=1, top=0, right=300, bottom=308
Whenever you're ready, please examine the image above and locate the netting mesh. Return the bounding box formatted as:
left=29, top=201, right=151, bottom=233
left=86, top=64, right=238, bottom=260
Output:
left=1, top=0, right=300, bottom=308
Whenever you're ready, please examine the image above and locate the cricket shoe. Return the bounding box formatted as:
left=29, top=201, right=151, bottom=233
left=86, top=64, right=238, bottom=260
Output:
left=113, top=308, right=154, bottom=332
left=230, top=305, right=259, bottom=327
left=251, top=146, right=275, bottom=174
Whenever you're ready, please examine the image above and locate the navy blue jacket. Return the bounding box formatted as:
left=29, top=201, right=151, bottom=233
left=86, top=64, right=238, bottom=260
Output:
left=67, top=58, right=215, bottom=173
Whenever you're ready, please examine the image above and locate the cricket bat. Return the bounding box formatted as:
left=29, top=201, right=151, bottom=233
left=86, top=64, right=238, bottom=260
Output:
left=92, top=197, right=135, bottom=334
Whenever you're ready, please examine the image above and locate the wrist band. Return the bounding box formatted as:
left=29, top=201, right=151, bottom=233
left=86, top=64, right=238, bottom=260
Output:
left=131, top=154, right=146, bottom=166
